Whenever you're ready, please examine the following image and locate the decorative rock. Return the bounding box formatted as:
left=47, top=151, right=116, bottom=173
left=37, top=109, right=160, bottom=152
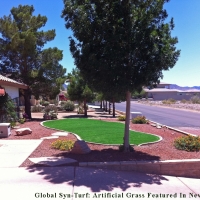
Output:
left=71, top=140, right=91, bottom=154
left=51, top=132, right=69, bottom=136
left=15, top=128, right=32, bottom=136
left=40, top=136, right=59, bottom=140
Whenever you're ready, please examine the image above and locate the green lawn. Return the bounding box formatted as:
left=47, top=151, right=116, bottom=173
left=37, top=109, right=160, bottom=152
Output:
left=43, top=118, right=160, bottom=145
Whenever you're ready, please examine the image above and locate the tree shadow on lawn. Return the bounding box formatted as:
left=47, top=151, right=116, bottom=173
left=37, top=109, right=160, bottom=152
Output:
left=26, top=149, right=169, bottom=192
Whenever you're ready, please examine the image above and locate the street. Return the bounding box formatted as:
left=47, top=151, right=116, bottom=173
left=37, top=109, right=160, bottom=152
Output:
left=115, top=101, right=200, bottom=127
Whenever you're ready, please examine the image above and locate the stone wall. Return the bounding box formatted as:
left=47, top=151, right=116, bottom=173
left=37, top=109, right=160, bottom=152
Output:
left=79, top=159, right=200, bottom=178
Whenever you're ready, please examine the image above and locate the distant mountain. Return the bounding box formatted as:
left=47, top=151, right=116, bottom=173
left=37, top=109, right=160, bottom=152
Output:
left=170, top=84, right=200, bottom=90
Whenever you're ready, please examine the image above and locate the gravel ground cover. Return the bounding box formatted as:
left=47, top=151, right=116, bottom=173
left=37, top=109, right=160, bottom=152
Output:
left=138, top=100, right=200, bottom=112
left=1, top=117, right=200, bottom=167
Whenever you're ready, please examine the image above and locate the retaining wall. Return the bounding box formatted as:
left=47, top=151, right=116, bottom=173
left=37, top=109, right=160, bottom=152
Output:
left=79, top=159, right=200, bottom=178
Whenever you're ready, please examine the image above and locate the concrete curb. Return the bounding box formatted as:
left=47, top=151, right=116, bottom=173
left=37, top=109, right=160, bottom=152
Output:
left=40, top=112, right=200, bottom=178
left=148, top=119, right=198, bottom=137
left=79, top=159, right=200, bottom=178
left=116, top=109, right=198, bottom=137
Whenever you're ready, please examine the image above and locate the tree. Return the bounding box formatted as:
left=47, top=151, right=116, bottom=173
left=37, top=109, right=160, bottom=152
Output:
left=62, top=0, right=180, bottom=151
left=0, top=5, right=66, bottom=118
left=67, top=68, right=94, bottom=117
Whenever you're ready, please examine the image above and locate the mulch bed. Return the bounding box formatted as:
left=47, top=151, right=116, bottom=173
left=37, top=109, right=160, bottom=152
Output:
left=1, top=118, right=200, bottom=167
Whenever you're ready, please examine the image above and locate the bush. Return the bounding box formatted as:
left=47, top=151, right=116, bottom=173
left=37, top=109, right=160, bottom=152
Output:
left=0, top=93, right=18, bottom=123
left=162, top=98, right=176, bottom=104
left=51, top=139, right=74, bottom=151
left=190, top=96, right=200, bottom=104
left=118, top=115, right=126, bottom=121
left=132, top=116, right=147, bottom=124
left=31, top=105, right=43, bottom=112
left=181, top=99, right=189, bottom=104
left=174, top=135, right=200, bottom=152
left=19, top=118, right=25, bottom=124
left=119, top=144, right=134, bottom=152
left=63, top=100, right=75, bottom=111
left=42, top=101, right=50, bottom=107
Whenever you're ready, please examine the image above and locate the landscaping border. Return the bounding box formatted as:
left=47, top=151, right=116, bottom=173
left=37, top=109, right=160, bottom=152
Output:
left=79, top=159, right=200, bottom=178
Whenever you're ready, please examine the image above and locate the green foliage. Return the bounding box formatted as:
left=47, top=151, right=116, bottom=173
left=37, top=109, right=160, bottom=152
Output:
left=119, top=144, right=134, bottom=152
left=43, top=105, right=58, bottom=119
left=0, top=93, right=18, bottom=123
left=19, top=118, right=25, bottom=124
left=174, top=135, right=200, bottom=152
left=190, top=96, right=200, bottom=104
left=42, top=101, right=50, bottom=107
left=51, top=139, right=74, bottom=151
left=132, top=89, right=147, bottom=99
left=31, top=105, right=43, bottom=112
left=67, top=68, right=94, bottom=116
left=62, top=0, right=180, bottom=151
left=63, top=100, right=75, bottom=111
left=132, top=116, right=147, bottom=124
left=0, top=5, right=66, bottom=118
left=118, top=115, right=126, bottom=121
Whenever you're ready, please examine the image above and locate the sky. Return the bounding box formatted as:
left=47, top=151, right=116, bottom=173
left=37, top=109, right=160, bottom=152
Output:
left=0, top=0, right=200, bottom=87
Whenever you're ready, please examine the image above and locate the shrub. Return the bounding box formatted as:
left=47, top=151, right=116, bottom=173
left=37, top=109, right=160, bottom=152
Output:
left=181, top=99, right=189, bottom=104
left=31, top=105, right=43, bottom=112
left=190, top=96, right=200, bottom=104
left=63, top=100, right=75, bottom=111
left=162, top=98, right=176, bottom=104
left=174, top=135, right=200, bottom=152
left=42, top=101, right=50, bottom=107
left=19, top=118, right=25, bottom=124
left=0, top=93, right=18, bottom=123
left=119, top=144, right=134, bottom=152
left=132, top=116, right=147, bottom=124
left=118, top=115, right=126, bottom=121
left=51, top=139, right=74, bottom=151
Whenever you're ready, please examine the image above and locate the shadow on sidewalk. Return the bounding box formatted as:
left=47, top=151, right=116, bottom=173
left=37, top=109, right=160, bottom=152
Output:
left=25, top=165, right=168, bottom=192
left=25, top=149, right=168, bottom=192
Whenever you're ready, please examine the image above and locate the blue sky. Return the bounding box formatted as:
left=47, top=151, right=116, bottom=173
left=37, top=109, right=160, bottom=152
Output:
left=0, top=0, right=200, bottom=87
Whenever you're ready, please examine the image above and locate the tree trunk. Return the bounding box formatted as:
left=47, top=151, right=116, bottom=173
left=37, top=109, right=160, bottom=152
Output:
left=112, top=99, right=115, bottom=118
left=103, top=100, right=105, bottom=111
left=123, top=91, right=131, bottom=152
left=100, top=101, right=102, bottom=109
left=84, top=99, right=87, bottom=117
left=105, top=101, right=107, bottom=112
left=108, top=102, right=111, bottom=114
left=24, top=88, right=32, bottom=119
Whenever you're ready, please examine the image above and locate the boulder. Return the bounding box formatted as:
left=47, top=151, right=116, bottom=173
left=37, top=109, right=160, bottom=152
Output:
left=71, top=140, right=91, bottom=154
left=15, top=128, right=32, bottom=136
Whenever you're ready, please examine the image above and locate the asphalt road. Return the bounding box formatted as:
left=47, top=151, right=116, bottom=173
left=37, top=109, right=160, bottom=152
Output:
left=115, top=101, right=200, bottom=127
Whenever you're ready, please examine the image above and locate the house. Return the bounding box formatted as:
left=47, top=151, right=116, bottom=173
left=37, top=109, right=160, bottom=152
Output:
left=144, top=82, right=200, bottom=101
left=0, top=75, right=28, bottom=105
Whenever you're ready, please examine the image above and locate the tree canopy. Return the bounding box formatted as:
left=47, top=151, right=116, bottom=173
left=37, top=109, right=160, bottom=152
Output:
left=0, top=5, right=66, bottom=118
left=62, top=0, right=180, bottom=151
left=67, top=68, right=94, bottom=116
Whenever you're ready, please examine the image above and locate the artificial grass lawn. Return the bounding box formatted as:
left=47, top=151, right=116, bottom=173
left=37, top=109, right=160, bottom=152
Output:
left=43, top=118, right=160, bottom=145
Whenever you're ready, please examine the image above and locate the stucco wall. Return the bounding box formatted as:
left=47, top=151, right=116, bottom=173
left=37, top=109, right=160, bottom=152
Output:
left=2, top=85, right=19, bottom=99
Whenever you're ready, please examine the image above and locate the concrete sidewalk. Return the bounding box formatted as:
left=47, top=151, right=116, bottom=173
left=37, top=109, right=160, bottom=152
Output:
left=0, top=140, right=42, bottom=167
left=0, top=166, right=200, bottom=200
